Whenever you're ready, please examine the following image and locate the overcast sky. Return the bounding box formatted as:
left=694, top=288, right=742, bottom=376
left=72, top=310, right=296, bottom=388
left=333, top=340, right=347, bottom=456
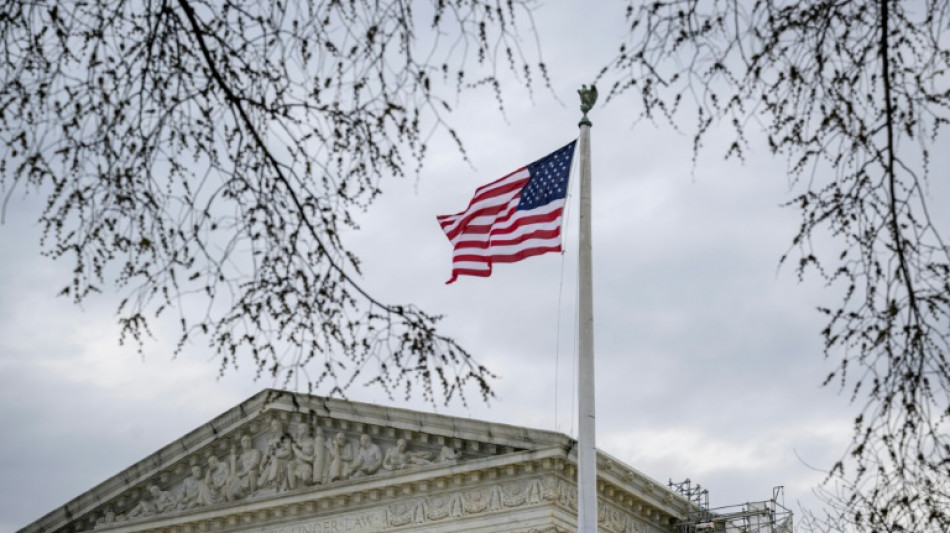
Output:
left=0, top=3, right=873, bottom=532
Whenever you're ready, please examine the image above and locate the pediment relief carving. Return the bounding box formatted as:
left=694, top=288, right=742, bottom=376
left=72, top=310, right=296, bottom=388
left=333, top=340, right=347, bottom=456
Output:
left=94, top=409, right=525, bottom=527
left=22, top=391, right=681, bottom=533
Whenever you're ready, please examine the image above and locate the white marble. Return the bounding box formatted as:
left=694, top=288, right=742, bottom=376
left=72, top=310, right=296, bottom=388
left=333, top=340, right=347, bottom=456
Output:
left=18, top=390, right=687, bottom=533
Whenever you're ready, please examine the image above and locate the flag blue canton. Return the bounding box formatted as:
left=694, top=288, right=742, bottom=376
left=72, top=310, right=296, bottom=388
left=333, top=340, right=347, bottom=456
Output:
left=518, top=140, right=576, bottom=210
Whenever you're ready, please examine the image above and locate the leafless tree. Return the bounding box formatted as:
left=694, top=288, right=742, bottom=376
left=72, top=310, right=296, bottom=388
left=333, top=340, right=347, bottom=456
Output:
left=0, top=0, right=547, bottom=405
left=603, top=0, right=950, bottom=530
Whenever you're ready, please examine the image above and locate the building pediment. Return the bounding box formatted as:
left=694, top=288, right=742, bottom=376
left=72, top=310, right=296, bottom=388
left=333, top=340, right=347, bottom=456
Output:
left=21, top=390, right=691, bottom=533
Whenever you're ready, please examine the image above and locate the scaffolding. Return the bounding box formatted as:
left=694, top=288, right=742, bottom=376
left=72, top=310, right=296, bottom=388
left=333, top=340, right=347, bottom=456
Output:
left=668, top=479, right=709, bottom=511
left=668, top=482, right=793, bottom=533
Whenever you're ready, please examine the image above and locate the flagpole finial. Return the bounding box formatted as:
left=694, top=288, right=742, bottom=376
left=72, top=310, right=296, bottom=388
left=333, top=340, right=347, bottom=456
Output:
left=578, top=84, right=598, bottom=127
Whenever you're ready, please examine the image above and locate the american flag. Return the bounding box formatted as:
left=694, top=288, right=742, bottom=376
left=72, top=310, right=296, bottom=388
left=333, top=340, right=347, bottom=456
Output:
left=438, top=140, right=577, bottom=283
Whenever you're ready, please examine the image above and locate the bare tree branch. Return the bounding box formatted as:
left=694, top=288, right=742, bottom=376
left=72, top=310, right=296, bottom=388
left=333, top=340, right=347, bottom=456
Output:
left=602, top=0, right=950, bottom=529
left=0, top=0, right=549, bottom=406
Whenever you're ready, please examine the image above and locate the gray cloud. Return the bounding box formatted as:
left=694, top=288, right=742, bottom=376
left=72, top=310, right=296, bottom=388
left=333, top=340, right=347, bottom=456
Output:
left=0, top=3, right=885, bottom=532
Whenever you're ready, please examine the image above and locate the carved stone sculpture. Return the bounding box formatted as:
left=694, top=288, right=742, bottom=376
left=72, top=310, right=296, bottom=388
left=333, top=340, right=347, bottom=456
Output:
left=127, top=485, right=175, bottom=519
left=95, top=508, right=115, bottom=525
left=259, top=420, right=293, bottom=491
left=205, top=455, right=230, bottom=499
left=179, top=465, right=217, bottom=509
left=382, top=438, right=431, bottom=471
left=227, top=434, right=261, bottom=500
left=436, top=445, right=462, bottom=463
left=103, top=416, right=492, bottom=524
left=347, top=433, right=383, bottom=478
left=325, top=431, right=354, bottom=483
left=290, top=425, right=315, bottom=489
left=312, top=426, right=328, bottom=484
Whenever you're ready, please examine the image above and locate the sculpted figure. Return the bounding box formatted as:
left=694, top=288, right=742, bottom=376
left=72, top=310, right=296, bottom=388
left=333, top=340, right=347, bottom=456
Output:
left=347, top=433, right=383, bottom=478
left=290, top=425, right=314, bottom=489
left=227, top=434, right=261, bottom=500
left=127, top=499, right=153, bottom=519
left=382, top=438, right=431, bottom=471
left=96, top=508, right=115, bottom=525
left=325, top=432, right=354, bottom=483
left=205, top=455, right=231, bottom=498
left=436, top=445, right=462, bottom=463
left=312, top=426, right=328, bottom=484
left=179, top=465, right=217, bottom=509
left=128, top=485, right=175, bottom=518
left=259, top=419, right=293, bottom=491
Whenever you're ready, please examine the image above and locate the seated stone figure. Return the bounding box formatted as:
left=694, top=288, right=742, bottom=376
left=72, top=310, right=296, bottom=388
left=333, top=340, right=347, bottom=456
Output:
left=179, top=465, right=217, bottom=509
left=205, top=455, right=230, bottom=499
left=346, top=433, right=383, bottom=478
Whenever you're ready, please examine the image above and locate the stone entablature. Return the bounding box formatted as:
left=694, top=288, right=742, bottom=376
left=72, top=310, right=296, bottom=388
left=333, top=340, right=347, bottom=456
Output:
left=19, top=390, right=691, bottom=533
left=89, top=450, right=675, bottom=533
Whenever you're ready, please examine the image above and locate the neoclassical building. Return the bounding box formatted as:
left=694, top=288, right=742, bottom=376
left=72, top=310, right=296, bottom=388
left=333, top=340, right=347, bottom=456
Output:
left=18, top=390, right=788, bottom=533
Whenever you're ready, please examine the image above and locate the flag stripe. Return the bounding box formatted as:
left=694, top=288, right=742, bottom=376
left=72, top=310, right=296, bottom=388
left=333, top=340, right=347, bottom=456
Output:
left=453, top=240, right=563, bottom=262
left=440, top=200, right=517, bottom=241
left=453, top=226, right=562, bottom=251
left=437, top=169, right=530, bottom=237
left=445, top=201, right=564, bottom=245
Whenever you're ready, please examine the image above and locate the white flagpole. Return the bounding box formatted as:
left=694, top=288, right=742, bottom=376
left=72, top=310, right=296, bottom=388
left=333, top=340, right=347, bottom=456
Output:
left=576, top=85, right=598, bottom=533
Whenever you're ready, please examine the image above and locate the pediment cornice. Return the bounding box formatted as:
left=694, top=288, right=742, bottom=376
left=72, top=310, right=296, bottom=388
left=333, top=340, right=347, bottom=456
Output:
left=90, top=448, right=687, bottom=533
left=20, top=390, right=689, bottom=533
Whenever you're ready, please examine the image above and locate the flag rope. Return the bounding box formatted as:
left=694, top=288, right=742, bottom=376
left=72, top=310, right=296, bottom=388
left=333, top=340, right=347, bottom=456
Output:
left=553, top=151, right=581, bottom=436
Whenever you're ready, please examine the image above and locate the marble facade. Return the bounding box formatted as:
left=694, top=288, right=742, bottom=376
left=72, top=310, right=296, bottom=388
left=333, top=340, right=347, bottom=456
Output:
left=18, top=390, right=692, bottom=533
